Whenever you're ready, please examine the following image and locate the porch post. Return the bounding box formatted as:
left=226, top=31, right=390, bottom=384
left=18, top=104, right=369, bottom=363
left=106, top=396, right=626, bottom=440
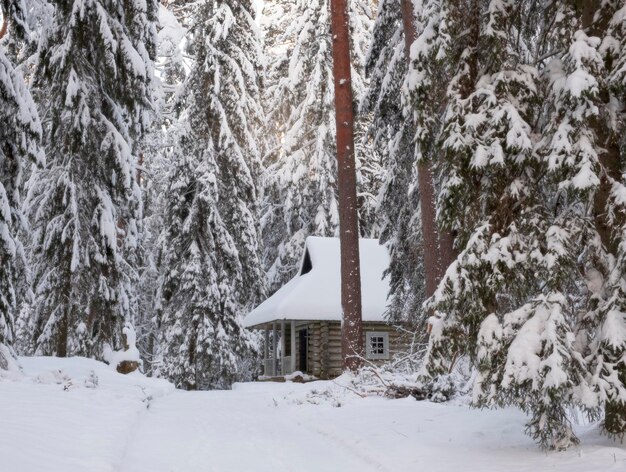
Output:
left=272, top=322, right=278, bottom=376
left=263, top=326, right=269, bottom=376
left=280, top=320, right=286, bottom=375
left=290, top=320, right=296, bottom=373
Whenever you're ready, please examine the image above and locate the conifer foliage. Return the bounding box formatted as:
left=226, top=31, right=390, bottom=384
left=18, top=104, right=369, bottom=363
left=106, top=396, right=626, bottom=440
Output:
left=362, top=0, right=424, bottom=324
left=261, top=0, right=378, bottom=292
left=155, top=0, right=264, bottom=390
left=413, top=0, right=626, bottom=448
left=0, top=2, right=43, bottom=370
left=26, top=0, right=157, bottom=359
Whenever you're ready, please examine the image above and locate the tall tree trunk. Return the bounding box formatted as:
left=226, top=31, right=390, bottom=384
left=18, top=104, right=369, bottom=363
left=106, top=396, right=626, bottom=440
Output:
left=437, top=227, right=456, bottom=282
left=330, top=0, right=364, bottom=372
left=400, top=0, right=452, bottom=296
left=0, top=1, right=7, bottom=41
left=56, top=310, right=68, bottom=357
left=0, top=15, right=7, bottom=40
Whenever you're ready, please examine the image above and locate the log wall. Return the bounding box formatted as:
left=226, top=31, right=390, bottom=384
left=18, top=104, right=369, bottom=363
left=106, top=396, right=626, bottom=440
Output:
left=293, top=321, right=411, bottom=379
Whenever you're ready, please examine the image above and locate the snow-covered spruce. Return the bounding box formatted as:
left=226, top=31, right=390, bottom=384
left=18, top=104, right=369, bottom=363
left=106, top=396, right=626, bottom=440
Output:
left=155, top=0, right=264, bottom=390
left=594, top=0, right=626, bottom=438
left=130, top=2, right=191, bottom=374
left=417, top=0, right=626, bottom=448
left=25, top=0, right=157, bottom=359
left=361, top=0, right=425, bottom=326
left=0, top=3, right=44, bottom=370
left=260, top=0, right=380, bottom=293
left=416, top=0, right=606, bottom=449
left=554, top=1, right=626, bottom=439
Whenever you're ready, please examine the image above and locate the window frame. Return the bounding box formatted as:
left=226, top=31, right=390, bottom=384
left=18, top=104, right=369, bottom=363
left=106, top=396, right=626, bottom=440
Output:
left=365, top=331, right=390, bottom=360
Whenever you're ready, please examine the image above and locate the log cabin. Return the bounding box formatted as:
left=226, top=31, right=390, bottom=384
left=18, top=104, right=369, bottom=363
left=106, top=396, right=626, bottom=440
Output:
left=244, top=236, right=409, bottom=379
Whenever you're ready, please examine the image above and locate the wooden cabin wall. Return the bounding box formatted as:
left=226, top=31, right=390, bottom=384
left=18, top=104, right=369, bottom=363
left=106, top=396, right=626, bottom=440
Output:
left=295, top=321, right=412, bottom=379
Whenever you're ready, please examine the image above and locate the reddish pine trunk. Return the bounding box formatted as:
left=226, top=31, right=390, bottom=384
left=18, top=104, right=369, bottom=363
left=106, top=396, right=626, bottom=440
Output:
left=0, top=12, right=7, bottom=40
left=400, top=0, right=452, bottom=296
left=330, top=0, right=364, bottom=372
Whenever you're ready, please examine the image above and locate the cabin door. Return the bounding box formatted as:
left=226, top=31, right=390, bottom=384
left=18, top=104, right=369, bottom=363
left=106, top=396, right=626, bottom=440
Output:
left=298, top=329, right=308, bottom=372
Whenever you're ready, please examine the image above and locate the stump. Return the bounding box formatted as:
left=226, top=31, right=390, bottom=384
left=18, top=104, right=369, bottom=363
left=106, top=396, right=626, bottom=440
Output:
left=115, top=326, right=140, bottom=374
left=117, top=360, right=140, bottom=375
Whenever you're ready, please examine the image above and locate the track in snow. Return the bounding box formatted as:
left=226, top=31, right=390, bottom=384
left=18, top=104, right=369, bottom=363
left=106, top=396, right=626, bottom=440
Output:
left=119, top=387, right=390, bottom=472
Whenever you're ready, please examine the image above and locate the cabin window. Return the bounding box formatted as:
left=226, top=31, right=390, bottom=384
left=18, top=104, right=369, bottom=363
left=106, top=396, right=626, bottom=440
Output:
left=366, top=331, right=389, bottom=360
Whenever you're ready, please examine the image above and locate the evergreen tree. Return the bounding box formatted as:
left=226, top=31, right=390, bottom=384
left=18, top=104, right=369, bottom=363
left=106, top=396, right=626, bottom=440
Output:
left=361, top=0, right=424, bottom=324
left=0, top=2, right=43, bottom=369
left=417, top=0, right=590, bottom=449
left=155, top=0, right=264, bottom=390
left=26, top=0, right=157, bottom=358
left=596, top=0, right=626, bottom=438
left=133, top=1, right=194, bottom=374
left=566, top=0, right=626, bottom=439
left=417, top=0, right=626, bottom=448
left=261, top=0, right=377, bottom=292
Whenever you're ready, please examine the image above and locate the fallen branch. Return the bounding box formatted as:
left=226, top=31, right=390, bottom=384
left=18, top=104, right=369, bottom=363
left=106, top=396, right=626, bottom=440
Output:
left=363, top=366, right=390, bottom=388
left=331, top=379, right=366, bottom=398
left=384, top=383, right=430, bottom=401
left=362, top=365, right=429, bottom=400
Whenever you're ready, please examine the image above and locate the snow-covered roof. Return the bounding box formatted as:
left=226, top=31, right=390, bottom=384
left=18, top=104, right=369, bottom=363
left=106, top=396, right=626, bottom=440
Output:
left=244, top=237, right=391, bottom=328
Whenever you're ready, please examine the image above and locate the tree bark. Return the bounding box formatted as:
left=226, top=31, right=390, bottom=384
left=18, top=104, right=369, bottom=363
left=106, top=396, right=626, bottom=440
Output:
left=0, top=15, right=7, bottom=41
left=0, top=1, right=8, bottom=41
left=330, top=0, right=364, bottom=372
left=400, top=0, right=454, bottom=297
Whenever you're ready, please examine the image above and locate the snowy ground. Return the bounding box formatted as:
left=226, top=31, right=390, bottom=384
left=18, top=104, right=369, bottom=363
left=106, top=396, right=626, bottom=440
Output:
left=1, top=358, right=625, bottom=472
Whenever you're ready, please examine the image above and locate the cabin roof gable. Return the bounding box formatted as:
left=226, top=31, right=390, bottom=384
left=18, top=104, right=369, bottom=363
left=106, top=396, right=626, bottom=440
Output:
left=244, top=237, right=391, bottom=328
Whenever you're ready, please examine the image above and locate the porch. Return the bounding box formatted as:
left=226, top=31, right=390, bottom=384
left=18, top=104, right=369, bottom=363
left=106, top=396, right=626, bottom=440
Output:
left=261, top=320, right=307, bottom=377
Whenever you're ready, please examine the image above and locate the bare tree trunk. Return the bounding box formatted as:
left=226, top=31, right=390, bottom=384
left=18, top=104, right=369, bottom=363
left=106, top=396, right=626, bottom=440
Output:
left=400, top=0, right=451, bottom=297
left=56, top=310, right=68, bottom=357
left=438, top=231, right=456, bottom=279
left=0, top=1, right=8, bottom=41
left=330, top=0, right=364, bottom=372
left=0, top=15, right=7, bottom=41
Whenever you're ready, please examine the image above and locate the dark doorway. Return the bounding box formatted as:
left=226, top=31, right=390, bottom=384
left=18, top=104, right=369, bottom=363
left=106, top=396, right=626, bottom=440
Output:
left=298, top=329, right=308, bottom=372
